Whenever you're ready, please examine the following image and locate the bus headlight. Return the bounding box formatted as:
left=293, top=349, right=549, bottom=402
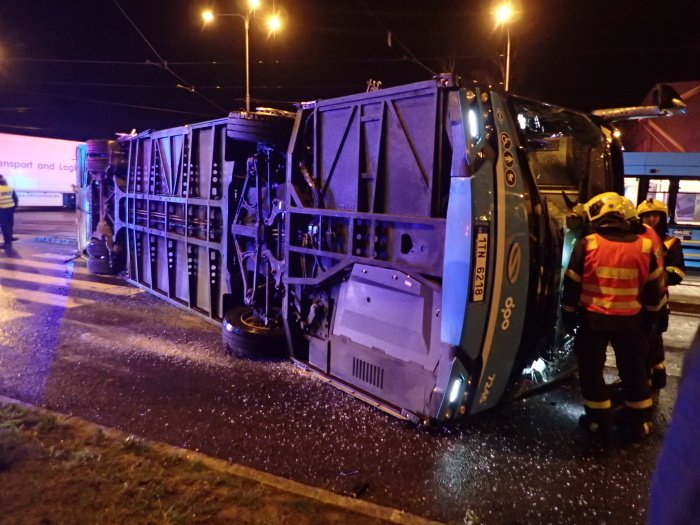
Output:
left=468, top=109, right=480, bottom=139
left=448, top=376, right=464, bottom=404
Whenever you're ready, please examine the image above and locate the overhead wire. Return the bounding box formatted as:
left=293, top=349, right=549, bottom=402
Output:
left=110, top=0, right=227, bottom=113
left=357, top=0, right=436, bottom=76
left=4, top=79, right=364, bottom=92
left=6, top=39, right=699, bottom=68
left=6, top=55, right=481, bottom=66
left=0, top=86, right=218, bottom=118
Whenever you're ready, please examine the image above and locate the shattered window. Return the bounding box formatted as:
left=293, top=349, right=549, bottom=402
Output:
left=510, top=97, right=606, bottom=189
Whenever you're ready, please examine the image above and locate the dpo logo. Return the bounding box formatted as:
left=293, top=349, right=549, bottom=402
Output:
left=500, top=297, right=515, bottom=331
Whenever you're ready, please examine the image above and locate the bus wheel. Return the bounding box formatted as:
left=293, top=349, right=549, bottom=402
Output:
left=221, top=306, right=287, bottom=359
left=86, top=256, right=112, bottom=274
left=86, top=239, right=109, bottom=257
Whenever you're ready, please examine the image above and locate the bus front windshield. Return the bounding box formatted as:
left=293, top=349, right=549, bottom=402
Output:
left=509, top=97, right=611, bottom=195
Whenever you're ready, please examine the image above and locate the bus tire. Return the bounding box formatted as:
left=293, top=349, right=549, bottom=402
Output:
left=86, top=240, right=109, bottom=258
left=86, top=256, right=112, bottom=274
left=221, top=306, right=287, bottom=359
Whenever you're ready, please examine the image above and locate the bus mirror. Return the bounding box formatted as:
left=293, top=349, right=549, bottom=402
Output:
left=562, top=191, right=578, bottom=210
left=590, top=83, right=686, bottom=122
left=653, top=84, right=686, bottom=115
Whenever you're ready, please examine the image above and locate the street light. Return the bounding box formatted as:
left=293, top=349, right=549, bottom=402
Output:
left=202, top=0, right=282, bottom=113
left=493, top=2, right=516, bottom=91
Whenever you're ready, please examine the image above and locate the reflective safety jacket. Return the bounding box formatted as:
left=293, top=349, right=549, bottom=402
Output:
left=640, top=224, right=667, bottom=294
left=580, top=233, right=652, bottom=315
left=641, top=224, right=664, bottom=269
left=0, top=184, right=17, bottom=209
left=562, top=226, right=665, bottom=317
left=662, top=235, right=686, bottom=286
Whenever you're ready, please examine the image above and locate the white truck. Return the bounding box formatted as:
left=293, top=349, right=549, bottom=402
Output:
left=0, top=132, right=84, bottom=208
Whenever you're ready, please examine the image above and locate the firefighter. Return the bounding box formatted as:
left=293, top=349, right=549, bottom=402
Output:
left=605, top=196, right=665, bottom=399
left=0, top=174, right=19, bottom=250
left=561, top=192, right=664, bottom=440
left=637, top=198, right=686, bottom=390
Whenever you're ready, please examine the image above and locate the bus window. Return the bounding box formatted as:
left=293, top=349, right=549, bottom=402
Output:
left=647, top=179, right=671, bottom=204
left=510, top=98, right=607, bottom=189
left=624, top=178, right=639, bottom=202
left=675, top=180, right=700, bottom=224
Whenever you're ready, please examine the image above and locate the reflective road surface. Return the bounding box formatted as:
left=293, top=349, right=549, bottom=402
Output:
left=1, top=211, right=697, bottom=524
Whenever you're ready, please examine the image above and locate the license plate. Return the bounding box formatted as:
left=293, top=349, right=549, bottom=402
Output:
left=472, top=226, right=488, bottom=302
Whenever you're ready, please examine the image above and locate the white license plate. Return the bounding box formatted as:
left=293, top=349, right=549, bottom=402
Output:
left=472, top=228, right=488, bottom=302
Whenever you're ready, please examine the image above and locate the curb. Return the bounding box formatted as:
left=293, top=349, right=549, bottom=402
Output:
left=0, top=395, right=444, bottom=525
left=667, top=300, right=700, bottom=314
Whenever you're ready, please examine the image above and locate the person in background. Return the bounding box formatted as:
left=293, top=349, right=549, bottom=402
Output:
left=0, top=174, right=19, bottom=250
left=648, top=328, right=700, bottom=524
left=561, top=192, right=664, bottom=441
left=637, top=198, right=686, bottom=390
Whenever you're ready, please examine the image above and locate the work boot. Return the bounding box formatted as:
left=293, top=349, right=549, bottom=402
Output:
left=615, top=405, right=654, bottom=443
left=650, top=366, right=667, bottom=390
left=578, top=414, right=611, bottom=441
left=617, top=421, right=654, bottom=444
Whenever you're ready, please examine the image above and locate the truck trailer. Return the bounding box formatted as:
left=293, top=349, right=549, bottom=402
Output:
left=0, top=132, right=83, bottom=208
left=76, top=75, right=684, bottom=423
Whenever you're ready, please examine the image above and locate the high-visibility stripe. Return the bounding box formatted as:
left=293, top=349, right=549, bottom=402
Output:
left=624, top=398, right=653, bottom=409
left=0, top=186, right=14, bottom=208
left=582, top=283, right=639, bottom=296
left=667, top=266, right=686, bottom=279
left=596, top=267, right=638, bottom=279
left=586, top=235, right=598, bottom=250
left=641, top=238, right=652, bottom=254
left=663, top=237, right=678, bottom=250
left=648, top=267, right=663, bottom=281
left=565, top=269, right=582, bottom=283
left=580, top=295, right=641, bottom=310
left=584, top=399, right=612, bottom=409
left=645, top=295, right=668, bottom=312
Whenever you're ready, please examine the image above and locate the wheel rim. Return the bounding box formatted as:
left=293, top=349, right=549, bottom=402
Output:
left=239, top=309, right=277, bottom=334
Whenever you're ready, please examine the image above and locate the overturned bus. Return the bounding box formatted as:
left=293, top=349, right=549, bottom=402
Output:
left=76, top=74, right=684, bottom=423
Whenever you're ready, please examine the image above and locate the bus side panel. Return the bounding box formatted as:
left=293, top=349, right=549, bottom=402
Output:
left=285, top=80, right=454, bottom=420
left=118, top=120, right=232, bottom=323
left=470, top=92, right=532, bottom=413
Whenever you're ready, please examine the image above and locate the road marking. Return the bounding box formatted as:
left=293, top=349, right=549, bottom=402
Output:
left=0, top=268, right=141, bottom=296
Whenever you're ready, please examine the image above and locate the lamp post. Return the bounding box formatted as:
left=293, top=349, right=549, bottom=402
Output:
left=202, top=1, right=282, bottom=113
left=493, top=3, right=515, bottom=91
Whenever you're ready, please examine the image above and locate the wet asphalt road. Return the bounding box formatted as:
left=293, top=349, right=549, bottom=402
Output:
left=1, top=211, right=697, bottom=524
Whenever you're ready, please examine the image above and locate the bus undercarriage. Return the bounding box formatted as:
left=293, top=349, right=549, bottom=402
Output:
left=76, top=75, right=683, bottom=423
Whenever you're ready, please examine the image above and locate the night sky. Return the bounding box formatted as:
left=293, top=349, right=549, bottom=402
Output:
left=1, top=0, right=699, bottom=141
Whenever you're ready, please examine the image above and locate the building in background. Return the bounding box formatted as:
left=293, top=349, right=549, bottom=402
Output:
left=622, top=81, right=700, bottom=268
